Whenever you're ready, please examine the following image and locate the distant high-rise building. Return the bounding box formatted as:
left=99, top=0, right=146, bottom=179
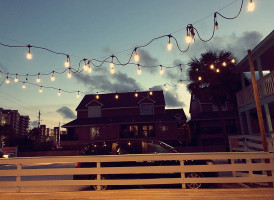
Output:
left=19, top=115, right=30, bottom=135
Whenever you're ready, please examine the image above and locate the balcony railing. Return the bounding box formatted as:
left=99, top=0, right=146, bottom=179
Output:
left=236, top=71, right=274, bottom=108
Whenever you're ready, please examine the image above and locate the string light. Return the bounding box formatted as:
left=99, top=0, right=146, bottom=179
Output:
left=231, top=58, right=236, bottom=63
left=26, top=45, right=32, bottom=60
left=198, top=76, right=202, bottom=81
left=179, top=80, right=184, bottom=87
left=222, top=61, right=227, bottom=67
left=134, top=91, right=138, bottom=98
left=25, top=74, right=28, bottom=82
left=76, top=91, right=80, bottom=98
left=5, top=76, right=10, bottom=84
left=185, top=24, right=195, bottom=44
left=247, top=0, right=255, bottom=12
left=210, top=64, right=215, bottom=70
left=64, top=55, right=70, bottom=68
left=51, top=71, right=55, bottom=81
left=216, top=68, right=220, bottom=73
left=134, top=48, right=140, bottom=63
left=163, top=84, right=168, bottom=91
left=67, top=69, right=72, bottom=78
left=160, top=65, right=164, bottom=75
left=14, top=74, right=19, bottom=83
left=36, top=73, right=41, bottom=83
left=115, top=93, right=119, bottom=99
left=22, top=82, right=26, bottom=89
left=110, top=55, right=115, bottom=74
left=167, top=35, right=172, bottom=51
left=58, top=89, right=61, bottom=96
left=39, top=86, right=43, bottom=93
left=83, top=63, right=89, bottom=71
left=96, top=93, right=99, bottom=99
left=88, top=66, right=92, bottom=74
left=214, top=13, right=219, bottom=30
left=137, top=65, right=142, bottom=75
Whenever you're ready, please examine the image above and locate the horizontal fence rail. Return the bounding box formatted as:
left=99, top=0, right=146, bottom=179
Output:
left=0, top=152, right=273, bottom=192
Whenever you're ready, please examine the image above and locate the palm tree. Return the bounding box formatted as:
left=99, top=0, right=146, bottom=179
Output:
left=187, top=50, right=246, bottom=138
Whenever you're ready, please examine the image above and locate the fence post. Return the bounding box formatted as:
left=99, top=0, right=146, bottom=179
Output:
left=96, top=162, right=101, bottom=190
left=16, top=163, right=22, bottom=193
left=180, top=160, right=186, bottom=189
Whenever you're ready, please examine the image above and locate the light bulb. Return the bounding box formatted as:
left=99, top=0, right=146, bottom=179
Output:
left=115, top=94, right=119, bottom=99
left=231, top=58, right=236, bottom=63
left=67, top=70, right=72, bottom=78
left=149, top=91, right=153, bottom=95
left=247, top=0, right=255, bottom=12
left=216, top=68, right=220, bottom=73
left=58, top=90, right=61, bottom=96
left=26, top=52, right=32, bottom=60
left=215, top=21, right=219, bottom=30
left=160, top=67, right=164, bottom=75
left=5, top=77, right=10, bottom=84
left=76, top=91, right=80, bottom=99
left=137, top=67, right=142, bottom=75
left=222, top=62, right=227, bottom=67
left=110, top=62, right=114, bottom=68
left=167, top=42, right=172, bottom=51
left=96, top=94, right=99, bottom=99
left=185, top=33, right=192, bottom=44
left=39, top=87, right=43, bottom=93
left=135, top=92, right=138, bottom=98
left=110, top=67, right=115, bottom=74
left=88, top=66, right=92, bottom=74
left=180, top=80, right=184, bottom=87
left=134, top=53, right=140, bottom=63
left=83, top=64, right=89, bottom=71
left=51, top=74, right=55, bottom=81
left=164, top=85, right=168, bottom=92
left=210, top=64, right=214, bottom=70
left=64, top=56, right=70, bottom=68
left=22, top=83, right=26, bottom=89
left=14, top=77, right=19, bottom=82
left=36, top=76, right=41, bottom=83
left=198, top=76, right=202, bottom=81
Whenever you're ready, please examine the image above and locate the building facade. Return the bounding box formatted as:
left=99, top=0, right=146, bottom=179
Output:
left=62, top=90, right=188, bottom=150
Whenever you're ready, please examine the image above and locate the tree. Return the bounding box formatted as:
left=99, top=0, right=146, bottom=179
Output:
left=187, top=50, right=246, bottom=138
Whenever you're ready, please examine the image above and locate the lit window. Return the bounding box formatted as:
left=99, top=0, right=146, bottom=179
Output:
left=140, top=103, right=154, bottom=115
left=161, top=126, right=168, bottom=132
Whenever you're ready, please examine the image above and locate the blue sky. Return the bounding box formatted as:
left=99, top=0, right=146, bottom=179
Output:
left=0, top=0, right=273, bottom=128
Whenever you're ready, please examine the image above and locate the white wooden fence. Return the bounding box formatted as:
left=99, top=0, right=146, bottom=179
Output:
left=229, top=135, right=274, bottom=152
left=0, top=152, right=273, bottom=192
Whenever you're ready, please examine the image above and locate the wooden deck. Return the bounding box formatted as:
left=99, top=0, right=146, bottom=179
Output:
left=1, top=188, right=274, bottom=200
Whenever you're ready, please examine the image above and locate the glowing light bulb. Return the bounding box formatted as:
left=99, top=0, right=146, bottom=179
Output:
left=76, top=91, right=80, bottom=99
left=83, top=64, right=89, bottom=71
left=64, top=55, right=70, bottom=68
left=247, top=0, right=255, bottom=12
left=160, top=67, right=164, bottom=75
left=58, top=90, right=61, bottom=96
left=26, top=52, right=32, bottom=60
left=39, top=87, right=43, bottom=93
left=22, top=83, right=26, bottom=89
left=14, top=77, right=19, bottom=83
left=115, top=94, right=119, bottom=99
left=51, top=74, right=55, bottom=81
left=222, top=62, right=227, bottom=67
left=164, top=85, right=168, bottom=91
left=110, top=62, right=114, bottom=68
left=36, top=76, right=41, bottom=83
left=134, top=53, right=140, bottom=63
left=167, top=42, right=172, bottom=51
left=185, top=33, right=192, bottom=44
left=67, top=70, right=72, bottom=78
left=110, top=66, right=115, bottom=74
left=215, top=21, right=219, bottom=30
left=210, top=64, right=214, bottom=70
left=198, top=76, right=202, bottom=81
left=5, top=77, right=10, bottom=84
left=137, top=67, right=142, bottom=75
left=149, top=91, right=153, bottom=95
left=88, top=66, right=92, bottom=74
left=216, top=68, right=220, bottom=73
left=135, top=92, right=138, bottom=98
left=231, top=58, right=236, bottom=63
left=96, top=94, right=99, bottom=99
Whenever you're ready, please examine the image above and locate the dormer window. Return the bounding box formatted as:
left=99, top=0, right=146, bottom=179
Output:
left=88, top=106, right=102, bottom=118
left=140, top=103, right=154, bottom=115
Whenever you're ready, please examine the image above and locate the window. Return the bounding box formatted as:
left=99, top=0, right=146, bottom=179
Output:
left=142, top=124, right=155, bottom=137
left=213, top=103, right=227, bottom=112
left=88, top=106, right=101, bottom=118
left=140, top=103, right=154, bottom=115
left=161, top=125, right=168, bottom=132
left=89, top=127, right=100, bottom=140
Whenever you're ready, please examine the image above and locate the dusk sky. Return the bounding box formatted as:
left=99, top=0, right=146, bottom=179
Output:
left=0, top=0, right=273, bottom=129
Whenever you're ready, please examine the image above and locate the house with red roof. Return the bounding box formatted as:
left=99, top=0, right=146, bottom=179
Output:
left=62, top=90, right=188, bottom=150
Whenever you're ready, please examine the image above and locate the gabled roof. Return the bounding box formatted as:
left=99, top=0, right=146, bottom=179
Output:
left=76, top=90, right=165, bottom=111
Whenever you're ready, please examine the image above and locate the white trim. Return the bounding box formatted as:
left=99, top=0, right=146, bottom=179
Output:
left=85, top=100, right=104, bottom=107
left=138, top=96, right=156, bottom=104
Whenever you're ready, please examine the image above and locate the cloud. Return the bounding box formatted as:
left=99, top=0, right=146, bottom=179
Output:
left=30, top=120, right=38, bottom=127
left=74, top=69, right=143, bottom=93
left=185, top=31, right=263, bottom=60
left=150, top=85, right=185, bottom=108
left=0, top=63, right=8, bottom=72
left=102, top=46, right=112, bottom=54
left=56, top=106, right=76, bottom=119
left=138, top=49, right=159, bottom=74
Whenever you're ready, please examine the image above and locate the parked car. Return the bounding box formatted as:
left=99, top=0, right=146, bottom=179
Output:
left=0, top=149, right=9, bottom=158
left=74, top=139, right=216, bottom=190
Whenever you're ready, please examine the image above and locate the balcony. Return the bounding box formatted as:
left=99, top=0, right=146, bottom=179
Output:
left=236, top=70, right=274, bottom=108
